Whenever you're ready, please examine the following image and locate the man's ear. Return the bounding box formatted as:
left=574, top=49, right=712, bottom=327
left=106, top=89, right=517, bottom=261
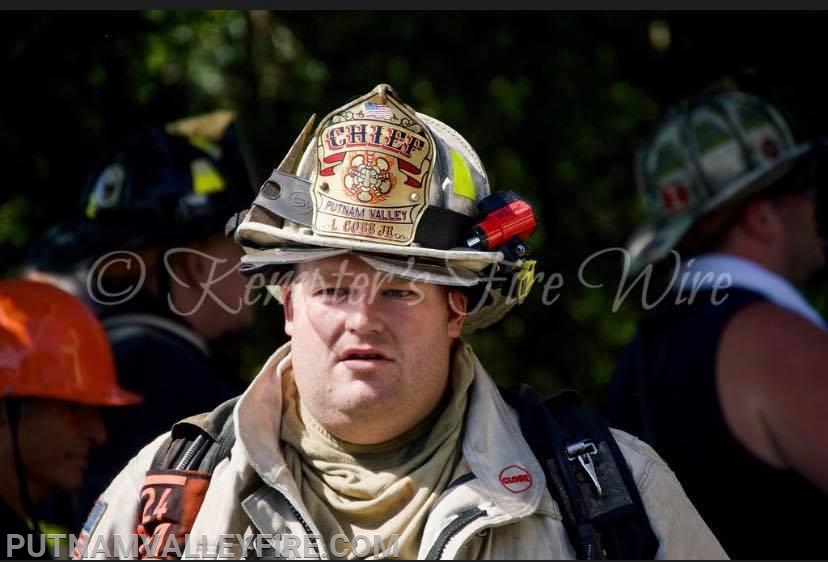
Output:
left=282, top=285, right=295, bottom=337
left=742, top=198, right=784, bottom=243
left=167, top=249, right=207, bottom=286
left=447, top=290, right=468, bottom=338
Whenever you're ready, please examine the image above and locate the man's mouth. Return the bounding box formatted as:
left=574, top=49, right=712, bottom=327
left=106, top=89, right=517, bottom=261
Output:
left=340, top=348, right=392, bottom=363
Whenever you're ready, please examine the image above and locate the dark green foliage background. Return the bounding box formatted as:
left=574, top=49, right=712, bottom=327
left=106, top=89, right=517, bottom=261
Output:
left=3, top=11, right=828, bottom=406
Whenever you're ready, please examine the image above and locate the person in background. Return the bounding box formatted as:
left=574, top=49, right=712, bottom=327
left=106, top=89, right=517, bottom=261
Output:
left=23, top=111, right=259, bottom=523
left=605, top=89, right=828, bottom=558
left=0, top=279, right=142, bottom=559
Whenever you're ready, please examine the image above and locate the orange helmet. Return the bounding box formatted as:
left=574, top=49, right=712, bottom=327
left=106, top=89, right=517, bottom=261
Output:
left=0, top=279, right=141, bottom=406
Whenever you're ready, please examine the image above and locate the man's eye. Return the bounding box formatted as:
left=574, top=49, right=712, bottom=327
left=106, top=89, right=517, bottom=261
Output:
left=384, top=288, right=414, bottom=298
left=320, top=287, right=349, bottom=298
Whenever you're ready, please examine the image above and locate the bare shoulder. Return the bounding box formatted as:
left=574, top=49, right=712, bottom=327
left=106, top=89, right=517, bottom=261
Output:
left=717, top=300, right=828, bottom=490
left=719, top=300, right=828, bottom=373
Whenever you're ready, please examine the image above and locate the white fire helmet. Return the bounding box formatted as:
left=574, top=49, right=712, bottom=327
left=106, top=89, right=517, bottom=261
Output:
left=627, top=91, right=814, bottom=273
left=233, top=84, right=537, bottom=333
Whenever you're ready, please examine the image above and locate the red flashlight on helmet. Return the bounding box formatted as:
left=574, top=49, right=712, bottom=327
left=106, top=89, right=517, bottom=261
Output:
left=465, top=191, right=537, bottom=257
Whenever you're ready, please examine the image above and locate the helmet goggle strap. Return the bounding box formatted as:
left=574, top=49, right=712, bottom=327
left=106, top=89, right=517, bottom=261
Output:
left=249, top=168, right=474, bottom=250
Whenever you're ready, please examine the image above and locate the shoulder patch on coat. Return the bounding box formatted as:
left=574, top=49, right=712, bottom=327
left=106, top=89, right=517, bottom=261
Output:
left=73, top=499, right=107, bottom=559
left=498, top=464, right=533, bottom=493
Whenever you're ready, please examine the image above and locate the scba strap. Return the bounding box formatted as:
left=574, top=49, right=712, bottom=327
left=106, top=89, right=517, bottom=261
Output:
left=136, top=397, right=239, bottom=559
left=499, top=384, right=659, bottom=560
left=136, top=469, right=210, bottom=558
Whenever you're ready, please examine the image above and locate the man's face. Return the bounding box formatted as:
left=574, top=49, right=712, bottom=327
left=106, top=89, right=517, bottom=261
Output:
left=283, top=255, right=467, bottom=445
left=772, top=191, right=825, bottom=282
left=13, top=399, right=106, bottom=498
left=186, top=236, right=257, bottom=338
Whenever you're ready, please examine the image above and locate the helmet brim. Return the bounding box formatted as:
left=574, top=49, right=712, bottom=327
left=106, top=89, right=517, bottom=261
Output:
left=6, top=384, right=143, bottom=407
left=627, top=143, right=813, bottom=273
left=77, top=386, right=144, bottom=407
left=238, top=221, right=502, bottom=275
left=241, top=248, right=483, bottom=288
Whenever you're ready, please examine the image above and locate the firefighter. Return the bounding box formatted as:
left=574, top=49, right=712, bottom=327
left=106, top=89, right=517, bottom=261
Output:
left=606, top=89, right=828, bottom=558
left=0, top=279, right=141, bottom=559
left=82, top=84, right=725, bottom=559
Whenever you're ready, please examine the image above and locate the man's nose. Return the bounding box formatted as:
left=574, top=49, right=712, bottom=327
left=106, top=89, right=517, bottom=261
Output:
left=345, top=293, right=384, bottom=335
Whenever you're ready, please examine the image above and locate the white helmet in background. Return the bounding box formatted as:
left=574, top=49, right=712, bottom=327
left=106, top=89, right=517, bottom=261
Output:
left=628, top=91, right=815, bottom=273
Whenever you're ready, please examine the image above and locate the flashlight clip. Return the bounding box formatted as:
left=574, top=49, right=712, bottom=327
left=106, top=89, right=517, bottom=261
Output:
left=465, top=191, right=538, bottom=261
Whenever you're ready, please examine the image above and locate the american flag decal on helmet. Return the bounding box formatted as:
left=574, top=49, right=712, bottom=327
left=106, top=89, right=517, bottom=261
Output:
left=364, top=102, right=393, bottom=120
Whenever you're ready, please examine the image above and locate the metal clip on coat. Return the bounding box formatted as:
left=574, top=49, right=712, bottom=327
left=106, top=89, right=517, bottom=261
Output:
left=566, top=440, right=603, bottom=497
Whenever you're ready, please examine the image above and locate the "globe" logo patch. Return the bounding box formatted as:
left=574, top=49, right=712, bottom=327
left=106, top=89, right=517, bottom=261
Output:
left=498, top=465, right=533, bottom=493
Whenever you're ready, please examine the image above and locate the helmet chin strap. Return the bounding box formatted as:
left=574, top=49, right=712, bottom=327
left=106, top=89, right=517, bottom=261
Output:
left=5, top=399, right=42, bottom=534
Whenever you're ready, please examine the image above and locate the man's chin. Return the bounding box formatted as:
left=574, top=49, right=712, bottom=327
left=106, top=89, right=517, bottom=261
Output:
left=336, top=382, right=399, bottom=412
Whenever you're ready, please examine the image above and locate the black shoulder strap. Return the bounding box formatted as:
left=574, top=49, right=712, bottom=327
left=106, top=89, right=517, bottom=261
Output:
left=150, top=395, right=240, bottom=472
left=500, top=384, right=659, bottom=560
left=135, top=397, right=241, bottom=557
